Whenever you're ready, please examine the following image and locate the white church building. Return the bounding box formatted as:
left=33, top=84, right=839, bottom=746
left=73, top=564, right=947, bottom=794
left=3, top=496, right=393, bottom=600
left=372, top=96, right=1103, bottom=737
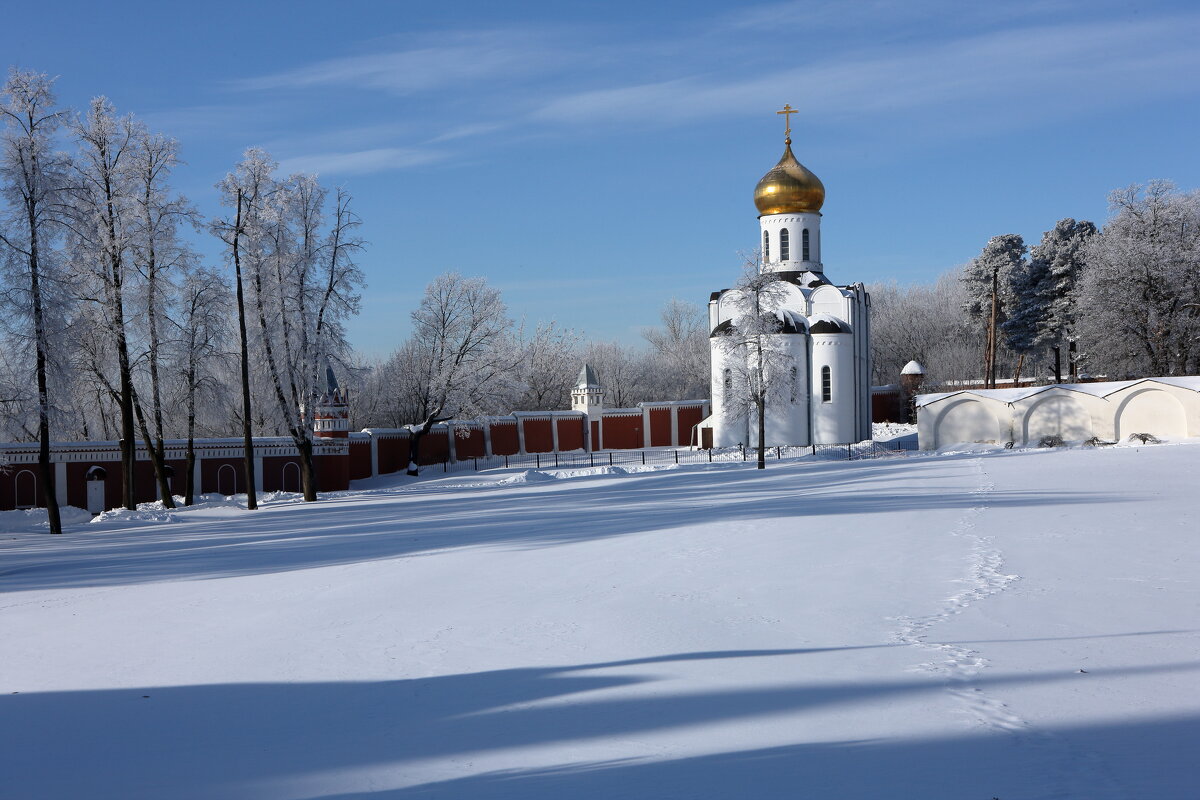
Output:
left=697, top=112, right=871, bottom=448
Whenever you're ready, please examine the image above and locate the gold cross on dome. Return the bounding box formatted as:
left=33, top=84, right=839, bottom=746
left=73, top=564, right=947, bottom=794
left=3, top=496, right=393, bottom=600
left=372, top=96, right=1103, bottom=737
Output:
left=776, top=103, right=798, bottom=138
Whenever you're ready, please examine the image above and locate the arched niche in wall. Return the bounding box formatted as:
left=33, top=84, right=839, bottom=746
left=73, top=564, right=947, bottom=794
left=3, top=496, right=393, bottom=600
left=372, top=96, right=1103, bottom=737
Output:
left=14, top=469, right=37, bottom=509
left=1114, top=387, right=1188, bottom=441
left=1022, top=392, right=1093, bottom=444
left=282, top=462, right=301, bottom=493
left=934, top=397, right=1003, bottom=448
left=217, top=464, right=238, bottom=496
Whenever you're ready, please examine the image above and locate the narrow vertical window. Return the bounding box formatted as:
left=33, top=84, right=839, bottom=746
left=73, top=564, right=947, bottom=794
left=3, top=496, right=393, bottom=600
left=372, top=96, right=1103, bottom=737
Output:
left=724, top=368, right=733, bottom=402
left=821, top=365, right=832, bottom=402
left=802, top=228, right=811, bottom=261
left=779, top=228, right=790, bottom=261
left=790, top=366, right=798, bottom=403
left=762, top=231, right=770, bottom=262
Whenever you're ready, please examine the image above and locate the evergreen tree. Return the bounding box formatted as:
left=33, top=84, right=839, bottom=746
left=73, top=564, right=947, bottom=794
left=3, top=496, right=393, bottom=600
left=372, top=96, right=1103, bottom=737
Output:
left=962, top=234, right=1025, bottom=387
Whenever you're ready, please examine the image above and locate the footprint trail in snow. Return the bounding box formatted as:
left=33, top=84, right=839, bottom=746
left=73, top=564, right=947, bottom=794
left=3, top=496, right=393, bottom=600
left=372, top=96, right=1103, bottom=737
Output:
left=889, top=457, right=1129, bottom=800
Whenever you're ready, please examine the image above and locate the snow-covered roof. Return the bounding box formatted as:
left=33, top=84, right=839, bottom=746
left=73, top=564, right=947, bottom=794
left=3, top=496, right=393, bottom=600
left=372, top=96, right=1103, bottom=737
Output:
left=901, top=360, right=924, bottom=375
left=808, top=312, right=849, bottom=334
left=915, top=376, right=1200, bottom=407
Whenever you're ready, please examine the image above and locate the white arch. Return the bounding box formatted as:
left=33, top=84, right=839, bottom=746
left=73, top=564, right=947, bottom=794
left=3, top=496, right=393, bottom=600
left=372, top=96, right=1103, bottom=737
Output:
left=1115, top=388, right=1188, bottom=441
left=281, top=462, right=301, bottom=493
left=934, top=398, right=1002, bottom=448
left=14, top=469, right=37, bottom=508
left=1023, top=393, right=1093, bottom=444
left=217, top=464, right=238, bottom=496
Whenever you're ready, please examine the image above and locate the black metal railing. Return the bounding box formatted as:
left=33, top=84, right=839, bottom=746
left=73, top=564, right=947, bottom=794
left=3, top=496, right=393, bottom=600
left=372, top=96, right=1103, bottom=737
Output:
left=424, top=438, right=913, bottom=474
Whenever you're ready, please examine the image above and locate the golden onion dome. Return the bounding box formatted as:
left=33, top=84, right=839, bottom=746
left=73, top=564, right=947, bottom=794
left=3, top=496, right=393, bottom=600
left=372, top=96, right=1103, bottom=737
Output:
left=753, top=137, right=825, bottom=215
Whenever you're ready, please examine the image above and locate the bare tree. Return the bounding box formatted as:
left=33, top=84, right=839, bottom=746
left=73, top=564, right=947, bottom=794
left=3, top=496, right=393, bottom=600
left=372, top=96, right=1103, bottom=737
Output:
left=503, top=320, right=580, bottom=410
left=213, top=149, right=276, bottom=510
left=0, top=69, right=66, bottom=533
left=174, top=266, right=231, bottom=505
left=642, top=298, right=710, bottom=400
left=398, top=272, right=514, bottom=474
left=1078, top=182, right=1200, bottom=377
left=713, top=263, right=793, bottom=469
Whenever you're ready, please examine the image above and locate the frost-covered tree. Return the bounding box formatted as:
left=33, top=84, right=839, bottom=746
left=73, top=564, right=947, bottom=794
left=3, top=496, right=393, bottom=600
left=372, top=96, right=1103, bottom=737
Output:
left=502, top=320, right=580, bottom=411
left=713, top=262, right=794, bottom=469
left=398, top=272, right=515, bottom=474
left=642, top=298, right=710, bottom=400
left=868, top=270, right=982, bottom=388
left=580, top=340, right=651, bottom=409
left=1005, top=219, right=1097, bottom=382
left=174, top=266, right=232, bottom=505
left=213, top=148, right=276, bottom=510
left=1077, top=182, right=1200, bottom=377
left=62, top=97, right=174, bottom=509
left=241, top=168, right=365, bottom=501
left=127, top=129, right=198, bottom=486
left=962, top=234, right=1025, bottom=387
left=0, top=69, right=68, bottom=532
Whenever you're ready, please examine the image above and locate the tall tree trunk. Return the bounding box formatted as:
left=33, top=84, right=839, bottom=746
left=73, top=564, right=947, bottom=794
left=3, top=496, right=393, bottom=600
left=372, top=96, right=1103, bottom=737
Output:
left=28, top=223, right=61, bottom=534
left=1068, top=340, right=1079, bottom=382
left=1012, top=353, right=1026, bottom=386
left=985, top=264, right=999, bottom=389
left=184, top=352, right=197, bottom=506
left=407, top=415, right=444, bottom=476
left=1052, top=345, right=1062, bottom=384
left=232, top=192, right=258, bottom=510
left=130, top=384, right=175, bottom=508
left=251, top=256, right=318, bottom=502
left=755, top=343, right=766, bottom=470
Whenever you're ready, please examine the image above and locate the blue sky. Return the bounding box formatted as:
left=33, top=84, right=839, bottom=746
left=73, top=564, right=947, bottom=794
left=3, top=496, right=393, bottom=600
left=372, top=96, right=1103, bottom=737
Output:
left=5, top=0, right=1199, bottom=357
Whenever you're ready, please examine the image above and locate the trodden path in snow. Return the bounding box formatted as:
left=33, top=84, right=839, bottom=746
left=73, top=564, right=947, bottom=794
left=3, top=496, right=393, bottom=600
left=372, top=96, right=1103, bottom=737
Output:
left=2, top=444, right=1199, bottom=799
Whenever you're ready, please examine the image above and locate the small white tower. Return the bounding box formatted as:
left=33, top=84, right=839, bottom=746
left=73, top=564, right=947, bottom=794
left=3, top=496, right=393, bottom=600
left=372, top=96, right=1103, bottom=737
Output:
left=312, top=366, right=350, bottom=439
left=571, top=364, right=604, bottom=417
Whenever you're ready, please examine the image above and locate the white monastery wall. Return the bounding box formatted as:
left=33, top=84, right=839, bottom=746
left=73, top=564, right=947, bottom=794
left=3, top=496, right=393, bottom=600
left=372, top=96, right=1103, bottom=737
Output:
left=917, top=377, right=1200, bottom=449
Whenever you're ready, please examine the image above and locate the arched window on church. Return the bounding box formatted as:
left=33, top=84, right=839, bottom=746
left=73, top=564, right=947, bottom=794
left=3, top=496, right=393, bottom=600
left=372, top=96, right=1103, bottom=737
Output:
left=802, top=228, right=811, bottom=261
left=762, top=231, right=769, bottom=262
left=821, top=365, right=832, bottom=402
left=779, top=228, right=790, bottom=261
left=790, top=366, right=798, bottom=403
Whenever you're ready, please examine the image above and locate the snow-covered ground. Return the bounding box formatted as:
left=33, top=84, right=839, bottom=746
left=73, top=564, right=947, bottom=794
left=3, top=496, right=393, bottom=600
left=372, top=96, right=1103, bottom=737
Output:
left=2, top=440, right=1198, bottom=799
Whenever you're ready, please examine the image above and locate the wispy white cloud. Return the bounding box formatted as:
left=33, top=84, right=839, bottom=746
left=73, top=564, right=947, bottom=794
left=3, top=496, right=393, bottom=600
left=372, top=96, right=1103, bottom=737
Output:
left=233, top=29, right=564, bottom=94
left=531, top=14, right=1200, bottom=131
left=211, top=5, right=1200, bottom=176
left=277, top=147, right=446, bottom=177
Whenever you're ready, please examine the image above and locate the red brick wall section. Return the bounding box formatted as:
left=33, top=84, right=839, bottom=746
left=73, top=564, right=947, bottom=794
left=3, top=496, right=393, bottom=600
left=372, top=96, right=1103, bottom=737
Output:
left=522, top=418, right=554, bottom=453
left=314, top=453, right=349, bottom=491
left=590, top=420, right=600, bottom=451
left=490, top=423, right=519, bottom=456
left=0, top=466, right=41, bottom=510
left=349, top=440, right=373, bottom=480
left=648, top=408, right=672, bottom=447
left=418, top=431, right=449, bottom=465
left=872, top=391, right=900, bottom=423
left=377, top=436, right=409, bottom=474
left=556, top=417, right=584, bottom=451
left=453, top=427, right=486, bottom=459
left=203, top=458, right=246, bottom=496
left=601, top=415, right=642, bottom=450
left=262, top=456, right=304, bottom=493
left=676, top=406, right=705, bottom=447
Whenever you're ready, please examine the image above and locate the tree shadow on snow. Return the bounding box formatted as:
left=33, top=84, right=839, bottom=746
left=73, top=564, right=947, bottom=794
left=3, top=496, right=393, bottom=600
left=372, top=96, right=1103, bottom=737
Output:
left=5, top=648, right=1199, bottom=799
left=0, top=455, right=1133, bottom=591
